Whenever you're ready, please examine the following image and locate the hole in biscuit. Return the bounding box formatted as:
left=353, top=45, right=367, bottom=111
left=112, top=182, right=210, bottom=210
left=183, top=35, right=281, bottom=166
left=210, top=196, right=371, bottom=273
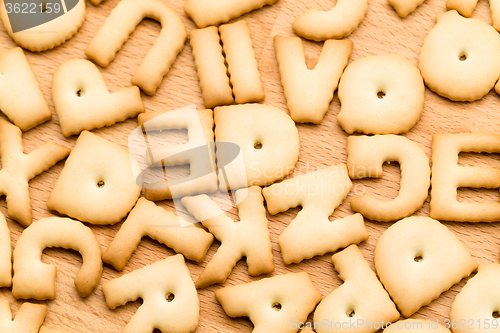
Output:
left=459, top=54, right=467, bottom=61
left=272, top=302, right=282, bottom=311
left=377, top=91, right=385, bottom=99
left=41, top=2, right=48, bottom=12
left=76, top=89, right=83, bottom=97
left=166, top=293, right=175, bottom=302
left=254, top=142, right=263, bottom=150
left=493, top=311, right=500, bottom=319
left=347, top=309, right=355, bottom=317
left=414, top=255, right=423, bottom=262
left=97, top=180, right=105, bottom=188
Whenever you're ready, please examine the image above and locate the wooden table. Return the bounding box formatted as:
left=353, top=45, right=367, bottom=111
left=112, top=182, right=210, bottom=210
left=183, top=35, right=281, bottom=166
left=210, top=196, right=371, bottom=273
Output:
left=1, top=0, right=500, bottom=331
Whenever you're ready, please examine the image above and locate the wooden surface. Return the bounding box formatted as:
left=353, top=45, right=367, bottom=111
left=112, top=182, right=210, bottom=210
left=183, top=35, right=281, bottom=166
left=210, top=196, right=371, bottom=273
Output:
left=1, top=0, right=500, bottom=332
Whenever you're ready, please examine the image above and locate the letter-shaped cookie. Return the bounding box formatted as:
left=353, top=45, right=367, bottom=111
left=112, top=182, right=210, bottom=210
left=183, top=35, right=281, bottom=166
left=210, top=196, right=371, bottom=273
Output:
left=216, top=272, right=322, bottom=333
left=263, top=165, right=368, bottom=264
left=219, top=20, right=265, bottom=104
left=446, top=0, right=500, bottom=33
left=446, top=0, right=479, bottom=17
left=419, top=11, right=500, bottom=102
left=292, top=0, right=368, bottom=40
left=138, top=108, right=217, bottom=200
left=0, top=212, right=10, bottom=287
left=0, top=47, right=51, bottom=131
left=430, top=133, right=500, bottom=222
left=382, top=320, right=451, bottom=333
left=491, top=0, right=500, bottom=31
left=184, top=0, right=278, bottom=28
left=215, top=104, right=300, bottom=190
left=314, top=245, right=400, bottom=333
left=0, top=119, right=70, bottom=227
left=102, top=254, right=199, bottom=333
left=375, top=216, right=477, bottom=317
left=275, top=36, right=352, bottom=124
left=0, top=299, right=47, bottom=333
left=47, top=131, right=141, bottom=224
left=12, top=217, right=103, bottom=300
left=337, top=55, right=424, bottom=134
left=347, top=135, right=430, bottom=221
left=190, top=27, right=233, bottom=109
left=450, top=264, right=500, bottom=333
left=0, top=0, right=85, bottom=52
left=52, top=59, right=145, bottom=137
left=182, top=186, right=274, bottom=288
left=103, top=197, right=213, bottom=270
left=389, top=0, right=426, bottom=18
left=85, top=0, right=187, bottom=95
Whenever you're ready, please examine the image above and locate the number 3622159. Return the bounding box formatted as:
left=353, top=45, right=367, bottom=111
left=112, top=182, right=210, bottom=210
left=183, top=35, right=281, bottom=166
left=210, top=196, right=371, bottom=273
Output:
left=444, top=319, right=499, bottom=330
left=5, top=2, right=62, bottom=14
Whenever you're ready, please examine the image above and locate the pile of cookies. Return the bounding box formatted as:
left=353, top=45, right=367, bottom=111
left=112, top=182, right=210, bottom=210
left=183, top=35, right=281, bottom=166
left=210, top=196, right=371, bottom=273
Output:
left=0, top=0, right=500, bottom=332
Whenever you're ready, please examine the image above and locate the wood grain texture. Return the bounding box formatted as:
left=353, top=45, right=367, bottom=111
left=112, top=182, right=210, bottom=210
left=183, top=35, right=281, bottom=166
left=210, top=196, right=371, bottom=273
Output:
left=1, top=0, right=500, bottom=332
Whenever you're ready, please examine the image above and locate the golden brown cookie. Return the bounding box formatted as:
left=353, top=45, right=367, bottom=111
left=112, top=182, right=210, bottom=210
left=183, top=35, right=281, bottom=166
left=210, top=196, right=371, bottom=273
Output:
left=47, top=131, right=142, bottom=225
left=52, top=59, right=144, bottom=137
left=0, top=119, right=70, bottom=227
left=419, top=10, right=500, bottom=102
left=182, top=186, right=274, bottom=288
left=314, top=245, right=400, bottom=333
left=85, top=0, right=187, bottom=95
left=12, top=217, right=102, bottom=300
left=0, top=47, right=51, bottom=131
left=103, top=197, right=213, bottom=271
left=275, top=36, right=352, bottom=124
left=216, top=272, right=322, bottom=333
left=103, top=255, right=199, bottom=333
left=347, top=135, right=430, bottom=221
left=263, top=165, right=368, bottom=264
left=375, top=216, right=477, bottom=317
left=0, top=0, right=85, bottom=51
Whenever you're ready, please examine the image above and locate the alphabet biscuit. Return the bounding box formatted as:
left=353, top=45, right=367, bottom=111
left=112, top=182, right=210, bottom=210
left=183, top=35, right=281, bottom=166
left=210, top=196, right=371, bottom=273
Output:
left=184, top=0, right=278, bottom=28
left=12, top=217, right=103, bottom=300
left=314, top=245, right=400, bottom=333
left=219, top=20, right=265, bottom=104
left=337, top=55, right=424, bottom=134
left=292, top=0, right=368, bottom=40
left=216, top=272, right=322, bottom=333
left=419, top=10, right=500, bottom=102
left=262, top=165, right=368, bottom=264
left=0, top=47, right=51, bottom=131
left=347, top=135, right=430, bottom=222
left=102, top=254, right=199, bottom=333
left=189, top=26, right=233, bottom=109
left=182, top=186, right=274, bottom=288
left=52, top=59, right=145, bottom=137
left=275, top=36, right=352, bottom=124
left=375, top=216, right=477, bottom=317
left=0, top=0, right=85, bottom=51
left=0, top=119, right=70, bottom=227
left=138, top=108, right=217, bottom=200
left=85, top=0, right=187, bottom=95
left=215, top=104, right=300, bottom=191
left=103, top=197, right=213, bottom=271
left=47, top=131, right=142, bottom=225
left=430, top=133, right=500, bottom=222
left=450, top=264, right=500, bottom=333
left=0, top=299, right=47, bottom=333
